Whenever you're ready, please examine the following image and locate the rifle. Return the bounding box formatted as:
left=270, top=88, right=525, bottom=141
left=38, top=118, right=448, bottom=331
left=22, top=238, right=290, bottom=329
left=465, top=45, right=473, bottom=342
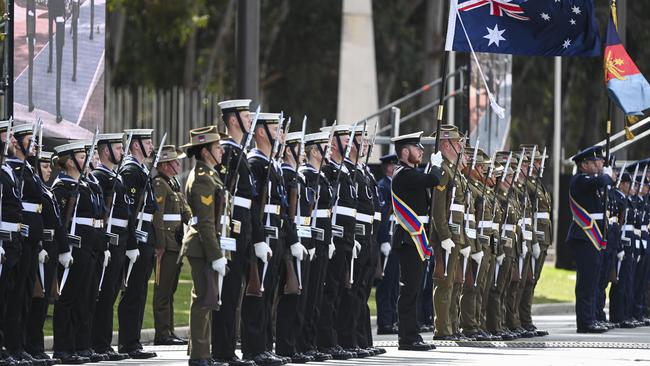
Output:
left=461, top=141, right=479, bottom=286
left=308, top=121, right=338, bottom=242
left=530, top=147, right=549, bottom=279
left=289, top=116, right=309, bottom=291
left=632, top=164, right=648, bottom=263
left=59, top=127, right=100, bottom=294
left=518, top=145, right=537, bottom=280
left=0, top=119, right=14, bottom=277
left=330, top=122, right=359, bottom=241
left=125, top=133, right=167, bottom=286
left=348, top=121, right=368, bottom=287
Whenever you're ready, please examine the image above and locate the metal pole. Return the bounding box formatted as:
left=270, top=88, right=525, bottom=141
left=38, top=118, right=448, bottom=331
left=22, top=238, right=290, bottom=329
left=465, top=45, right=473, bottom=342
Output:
left=447, top=52, right=456, bottom=127
left=236, top=0, right=259, bottom=101
left=7, top=0, right=14, bottom=118
left=552, top=56, right=562, bottom=252
left=390, top=107, right=400, bottom=154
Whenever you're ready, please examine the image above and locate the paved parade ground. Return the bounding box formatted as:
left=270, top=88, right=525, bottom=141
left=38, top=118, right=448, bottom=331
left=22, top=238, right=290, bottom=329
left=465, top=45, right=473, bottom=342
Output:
left=66, top=314, right=650, bottom=366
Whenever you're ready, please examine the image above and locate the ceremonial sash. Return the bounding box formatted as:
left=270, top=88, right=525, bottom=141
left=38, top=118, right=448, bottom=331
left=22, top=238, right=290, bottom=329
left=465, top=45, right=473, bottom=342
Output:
left=569, top=194, right=605, bottom=251
left=392, top=191, right=431, bottom=261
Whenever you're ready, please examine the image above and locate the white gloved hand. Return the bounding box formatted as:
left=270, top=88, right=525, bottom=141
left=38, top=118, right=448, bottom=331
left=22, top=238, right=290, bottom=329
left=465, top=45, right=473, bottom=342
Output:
left=380, top=242, right=391, bottom=257
left=353, top=240, right=362, bottom=259
left=0, top=246, right=5, bottom=258
left=290, top=242, right=308, bottom=261
left=212, top=257, right=228, bottom=276
left=496, top=253, right=505, bottom=266
left=58, top=251, right=73, bottom=268
left=603, top=166, right=613, bottom=178
left=126, top=249, right=140, bottom=263
left=459, top=246, right=471, bottom=258
left=254, top=242, right=273, bottom=263
left=38, top=249, right=48, bottom=264
left=430, top=151, right=443, bottom=168
left=441, top=238, right=455, bottom=252
left=308, top=248, right=316, bottom=261
left=103, top=250, right=111, bottom=267
left=617, top=250, right=625, bottom=261
left=521, top=243, right=529, bottom=257
left=470, top=251, right=484, bottom=264
left=328, top=240, right=336, bottom=259
left=532, top=243, right=541, bottom=259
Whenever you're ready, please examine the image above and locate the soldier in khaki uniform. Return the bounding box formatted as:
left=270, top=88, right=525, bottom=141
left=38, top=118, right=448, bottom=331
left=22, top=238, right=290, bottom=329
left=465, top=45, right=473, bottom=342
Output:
left=518, top=145, right=551, bottom=336
left=459, top=143, right=488, bottom=341
left=180, top=126, right=230, bottom=366
left=431, top=125, right=470, bottom=341
left=153, top=145, right=192, bottom=346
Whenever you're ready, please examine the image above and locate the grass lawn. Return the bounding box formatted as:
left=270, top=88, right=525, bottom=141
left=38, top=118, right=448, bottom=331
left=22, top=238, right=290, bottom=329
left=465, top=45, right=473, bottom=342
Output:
left=43, top=261, right=572, bottom=336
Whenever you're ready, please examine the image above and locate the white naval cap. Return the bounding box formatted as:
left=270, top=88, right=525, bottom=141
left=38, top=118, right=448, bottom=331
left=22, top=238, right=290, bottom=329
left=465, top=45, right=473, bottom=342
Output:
left=218, top=99, right=252, bottom=113
left=305, top=132, right=330, bottom=145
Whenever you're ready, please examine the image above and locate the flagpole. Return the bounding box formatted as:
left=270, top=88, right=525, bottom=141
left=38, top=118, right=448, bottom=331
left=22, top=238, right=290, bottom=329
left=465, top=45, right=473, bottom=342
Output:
left=433, top=0, right=451, bottom=153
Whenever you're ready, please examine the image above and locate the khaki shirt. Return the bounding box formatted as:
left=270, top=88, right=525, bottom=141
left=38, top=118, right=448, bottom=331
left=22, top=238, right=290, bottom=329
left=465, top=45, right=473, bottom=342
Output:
left=182, top=160, right=228, bottom=262
left=497, top=184, right=523, bottom=258
left=470, top=177, right=494, bottom=249
left=153, top=175, right=192, bottom=252
left=528, top=177, right=553, bottom=248
left=431, top=158, right=474, bottom=250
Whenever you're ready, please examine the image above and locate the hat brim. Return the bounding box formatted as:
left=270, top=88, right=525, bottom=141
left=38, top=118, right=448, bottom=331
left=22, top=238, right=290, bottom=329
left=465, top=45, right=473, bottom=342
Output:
left=180, top=135, right=221, bottom=149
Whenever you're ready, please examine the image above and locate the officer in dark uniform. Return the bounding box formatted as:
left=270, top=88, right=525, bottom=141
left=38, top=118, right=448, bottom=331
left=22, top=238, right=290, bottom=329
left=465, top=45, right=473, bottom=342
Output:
left=4, top=124, right=47, bottom=366
left=375, top=153, right=399, bottom=335
left=633, top=169, right=650, bottom=324
left=213, top=99, right=258, bottom=366
left=25, top=151, right=65, bottom=365
left=0, top=122, right=28, bottom=366
left=50, top=141, right=97, bottom=364
left=241, top=113, right=287, bottom=366
left=117, top=129, right=158, bottom=359
left=90, top=133, right=132, bottom=361
left=296, top=132, right=334, bottom=362
left=276, top=132, right=311, bottom=363
left=566, top=146, right=612, bottom=333
left=315, top=124, right=357, bottom=360
left=390, top=132, right=442, bottom=351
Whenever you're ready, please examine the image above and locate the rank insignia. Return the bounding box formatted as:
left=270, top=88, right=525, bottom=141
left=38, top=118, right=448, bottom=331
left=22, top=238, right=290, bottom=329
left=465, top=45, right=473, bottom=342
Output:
left=201, top=194, right=213, bottom=206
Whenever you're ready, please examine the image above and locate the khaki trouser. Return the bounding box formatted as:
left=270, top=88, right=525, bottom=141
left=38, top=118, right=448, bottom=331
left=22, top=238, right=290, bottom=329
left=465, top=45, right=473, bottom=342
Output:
left=188, top=257, right=212, bottom=360
left=153, top=251, right=183, bottom=338
left=433, top=246, right=461, bottom=336
left=506, top=251, right=531, bottom=329
left=487, top=251, right=514, bottom=332
left=519, top=247, right=548, bottom=327
left=476, top=245, right=494, bottom=331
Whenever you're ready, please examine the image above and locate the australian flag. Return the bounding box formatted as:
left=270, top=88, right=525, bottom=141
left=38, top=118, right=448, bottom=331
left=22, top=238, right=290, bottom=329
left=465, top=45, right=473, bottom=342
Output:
left=445, top=0, right=601, bottom=57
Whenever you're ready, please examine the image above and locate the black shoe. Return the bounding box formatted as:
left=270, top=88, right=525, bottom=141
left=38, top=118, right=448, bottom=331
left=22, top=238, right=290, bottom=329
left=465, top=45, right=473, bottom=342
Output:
left=265, top=352, right=289, bottom=365
left=303, top=350, right=331, bottom=362
left=492, top=331, right=513, bottom=341
left=0, top=355, right=19, bottom=366
left=454, top=333, right=475, bottom=341
left=345, top=348, right=371, bottom=358
left=126, top=350, right=157, bottom=359
left=251, top=353, right=283, bottom=366
left=462, top=331, right=488, bottom=341
left=29, top=353, right=61, bottom=366
left=433, top=334, right=459, bottom=341
left=189, top=359, right=223, bottom=366
left=369, top=347, right=386, bottom=355
left=318, top=348, right=351, bottom=361
left=9, top=351, right=47, bottom=366
left=212, top=356, right=256, bottom=366
left=96, top=349, right=129, bottom=361
left=577, top=324, right=607, bottom=333
left=535, top=329, right=550, bottom=336
left=172, top=333, right=189, bottom=343
left=620, top=320, right=636, bottom=328
left=76, top=350, right=105, bottom=363
left=52, top=353, right=89, bottom=365
left=154, top=335, right=188, bottom=346
left=286, top=353, right=312, bottom=364
left=398, top=341, right=434, bottom=351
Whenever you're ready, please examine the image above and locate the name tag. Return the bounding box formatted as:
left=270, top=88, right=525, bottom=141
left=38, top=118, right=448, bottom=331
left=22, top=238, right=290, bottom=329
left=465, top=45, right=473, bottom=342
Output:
left=332, top=224, right=344, bottom=238
left=311, top=227, right=325, bottom=241
left=221, top=237, right=237, bottom=252
left=135, top=229, right=148, bottom=244
left=264, top=226, right=279, bottom=240
left=297, top=225, right=312, bottom=238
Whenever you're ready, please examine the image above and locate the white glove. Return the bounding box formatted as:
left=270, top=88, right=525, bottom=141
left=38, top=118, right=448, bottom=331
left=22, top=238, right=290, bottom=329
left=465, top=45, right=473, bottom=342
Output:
left=212, top=257, right=228, bottom=276
left=126, top=249, right=140, bottom=263
left=328, top=240, right=336, bottom=259
left=496, top=253, right=505, bottom=266
left=308, top=248, right=316, bottom=261
left=441, top=238, right=455, bottom=252
left=254, top=242, right=273, bottom=263
left=290, top=242, right=308, bottom=261
left=470, top=251, right=484, bottom=264
left=58, top=251, right=73, bottom=268
left=38, top=249, right=49, bottom=264
left=459, top=246, right=471, bottom=258
left=617, top=250, right=625, bottom=261
left=0, top=246, right=4, bottom=258
left=532, top=243, right=541, bottom=259
left=380, top=242, right=391, bottom=257
left=430, top=151, right=443, bottom=168
left=353, top=240, right=362, bottom=259
left=102, top=250, right=111, bottom=267
left=521, top=243, right=529, bottom=257
left=603, top=166, right=613, bottom=178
